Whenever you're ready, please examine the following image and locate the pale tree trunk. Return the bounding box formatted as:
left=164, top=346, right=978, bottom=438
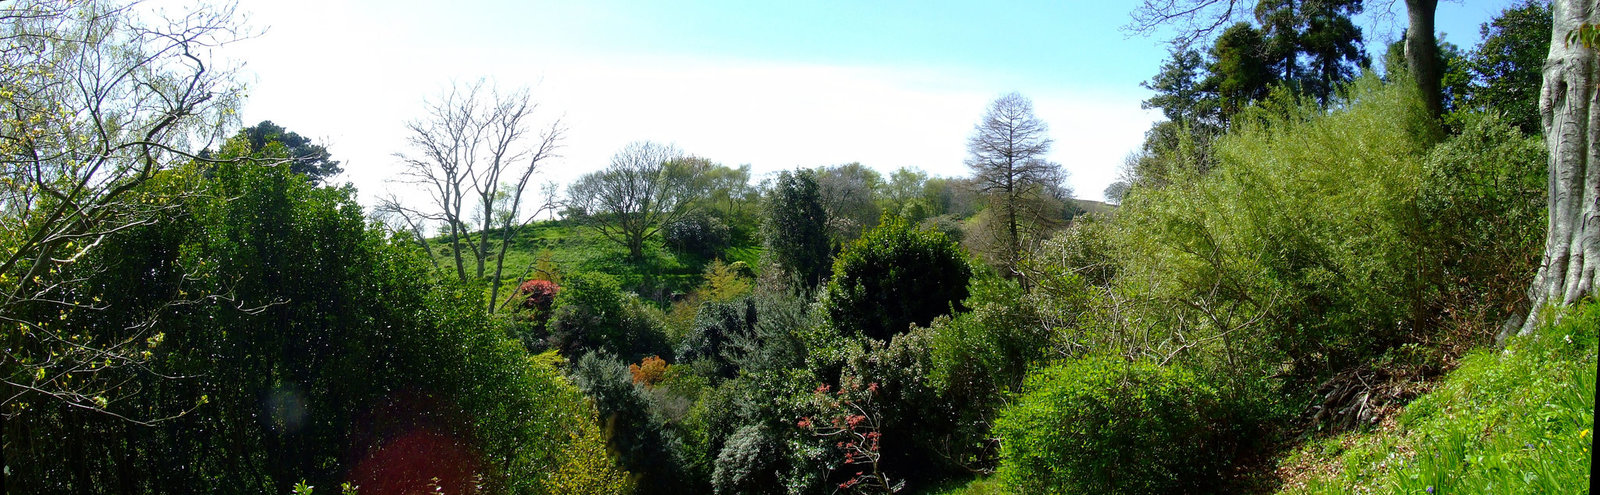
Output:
left=1521, top=0, right=1600, bottom=336
left=1405, top=0, right=1443, bottom=120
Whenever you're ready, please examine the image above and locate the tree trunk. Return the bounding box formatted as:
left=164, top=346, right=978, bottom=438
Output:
left=1522, top=0, right=1599, bottom=336
left=1405, top=0, right=1443, bottom=120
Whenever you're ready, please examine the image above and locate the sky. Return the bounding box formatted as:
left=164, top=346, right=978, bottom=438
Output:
left=217, top=0, right=1526, bottom=206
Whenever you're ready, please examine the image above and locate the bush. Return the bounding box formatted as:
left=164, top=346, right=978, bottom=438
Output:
left=676, top=298, right=758, bottom=379
left=995, top=357, right=1227, bottom=494
left=825, top=216, right=973, bottom=341
left=569, top=351, right=692, bottom=493
left=665, top=210, right=733, bottom=259
left=712, top=425, right=783, bottom=495
left=549, top=272, right=672, bottom=361
left=517, top=279, right=561, bottom=312
left=1418, top=112, right=1546, bottom=338
left=2, top=158, right=624, bottom=493
left=763, top=169, right=833, bottom=288
left=1111, top=77, right=1437, bottom=382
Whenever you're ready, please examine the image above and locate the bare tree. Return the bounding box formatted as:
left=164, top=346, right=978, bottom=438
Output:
left=566, top=141, right=712, bottom=260
left=816, top=162, right=883, bottom=243
left=1520, top=1, right=1598, bottom=336
left=379, top=79, right=564, bottom=312
left=1128, top=0, right=1443, bottom=119
left=966, top=92, right=1065, bottom=280
left=0, top=0, right=246, bottom=419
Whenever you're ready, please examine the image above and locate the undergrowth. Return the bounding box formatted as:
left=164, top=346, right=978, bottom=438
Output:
left=1280, top=303, right=1596, bottom=494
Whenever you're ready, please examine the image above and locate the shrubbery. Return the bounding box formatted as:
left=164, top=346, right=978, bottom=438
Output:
left=548, top=271, right=672, bottom=362
left=665, top=210, right=733, bottom=259
left=3, top=158, right=628, bottom=493
left=1286, top=303, right=1597, bottom=494
left=995, top=357, right=1228, bottom=494
left=825, top=216, right=973, bottom=341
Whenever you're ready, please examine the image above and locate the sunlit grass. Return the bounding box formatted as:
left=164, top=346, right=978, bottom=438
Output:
left=1282, top=303, right=1596, bottom=495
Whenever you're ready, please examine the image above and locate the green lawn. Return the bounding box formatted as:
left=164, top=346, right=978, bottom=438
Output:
left=427, top=220, right=764, bottom=302
left=1279, top=304, right=1596, bottom=495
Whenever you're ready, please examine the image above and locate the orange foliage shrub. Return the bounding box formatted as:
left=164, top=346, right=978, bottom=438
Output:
left=628, top=356, right=669, bottom=387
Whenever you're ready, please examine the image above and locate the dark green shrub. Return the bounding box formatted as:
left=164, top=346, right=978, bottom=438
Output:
left=763, top=169, right=832, bottom=288
left=712, top=425, right=783, bottom=495
left=569, top=351, right=693, bottom=493
left=995, top=357, right=1226, bottom=494
left=825, top=216, right=973, bottom=341
left=665, top=210, right=733, bottom=259
left=1419, top=112, right=1546, bottom=336
left=676, top=298, right=758, bottom=379
left=3, top=157, right=623, bottom=493
left=549, top=272, right=672, bottom=361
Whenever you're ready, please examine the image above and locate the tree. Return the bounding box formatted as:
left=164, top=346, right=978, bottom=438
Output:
left=1404, top=0, right=1442, bottom=118
left=1206, top=22, right=1279, bottom=117
left=816, top=162, right=884, bottom=244
left=881, top=167, right=930, bottom=220
left=1469, top=0, right=1553, bottom=135
left=0, top=0, right=244, bottom=421
left=1143, top=46, right=1218, bottom=126
left=824, top=216, right=973, bottom=341
left=233, top=120, right=342, bottom=183
left=763, top=169, right=832, bottom=288
left=379, top=79, right=563, bottom=312
left=966, top=92, right=1065, bottom=280
left=1521, top=0, right=1598, bottom=335
left=1130, top=0, right=1442, bottom=118
left=1293, top=0, right=1369, bottom=102
left=567, top=141, right=712, bottom=260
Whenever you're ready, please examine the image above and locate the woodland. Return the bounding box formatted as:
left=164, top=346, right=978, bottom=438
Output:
left=0, top=0, right=1596, bottom=493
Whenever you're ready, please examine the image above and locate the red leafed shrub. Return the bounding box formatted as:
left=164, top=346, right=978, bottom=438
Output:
left=628, top=356, right=669, bottom=387
left=518, top=279, right=560, bottom=311
left=798, top=379, right=901, bottom=493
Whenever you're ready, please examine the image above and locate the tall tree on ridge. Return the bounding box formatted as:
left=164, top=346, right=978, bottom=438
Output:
left=966, top=92, right=1065, bottom=281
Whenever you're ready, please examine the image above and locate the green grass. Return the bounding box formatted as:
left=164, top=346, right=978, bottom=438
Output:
left=427, top=220, right=764, bottom=301
left=1280, top=303, right=1597, bottom=495
left=923, top=477, right=1008, bottom=495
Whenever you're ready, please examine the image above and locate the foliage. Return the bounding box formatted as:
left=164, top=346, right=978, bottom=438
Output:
left=919, top=279, right=1052, bottom=472
left=816, top=163, right=884, bottom=244
left=1466, top=0, right=1552, bottom=135
left=994, top=357, right=1228, bottom=494
left=711, top=425, right=784, bottom=495
left=700, top=259, right=754, bottom=302
left=547, top=416, right=636, bottom=495
left=763, top=169, right=833, bottom=289
left=230, top=120, right=342, bottom=182
left=569, top=351, right=691, bottom=493
left=825, top=216, right=973, bottom=341
left=547, top=272, right=672, bottom=362
left=0, top=0, right=245, bottom=418
left=1284, top=303, right=1597, bottom=495
left=676, top=298, right=758, bottom=379
left=798, top=380, right=901, bottom=494
left=664, top=210, right=733, bottom=259
left=568, top=142, right=713, bottom=260
left=630, top=356, right=670, bottom=387
left=519, top=279, right=562, bottom=312
left=2, top=157, right=620, bottom=493
left=1419, top=112, right=1547, bottom=340
left=1113, top=77, right=1437, bottom=381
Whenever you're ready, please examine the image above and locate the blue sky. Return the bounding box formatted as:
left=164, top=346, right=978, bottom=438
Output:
left=226, top=0, right=1526, bottom=204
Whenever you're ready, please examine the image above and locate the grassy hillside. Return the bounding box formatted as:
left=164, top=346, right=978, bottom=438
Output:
left=1278, top=304, right=1596, bottom=494
left=427, top=220, right=764, bottom=301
